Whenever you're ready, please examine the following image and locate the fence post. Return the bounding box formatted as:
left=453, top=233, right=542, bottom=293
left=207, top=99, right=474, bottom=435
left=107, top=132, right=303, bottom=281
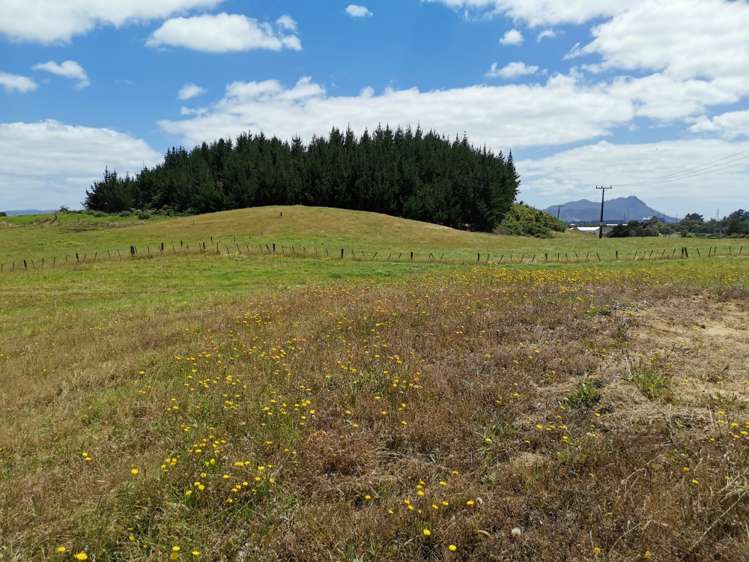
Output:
left=410, top=251, right=414, bottom=261
left=340, top=248, right=344, bottom=259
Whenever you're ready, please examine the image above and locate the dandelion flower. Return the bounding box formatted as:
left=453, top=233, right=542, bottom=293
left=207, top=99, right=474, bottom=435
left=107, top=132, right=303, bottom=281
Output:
left=55, top=546, right=67, bottom=554
left=130, top=466, right=140, bottom=476
left=73, top=553, right=88, bottom=561
left=422, top=528, right=431, bottom=537
left=466, top=499, right=475, bottom=507
left=448, top=544, right=457, bottom=552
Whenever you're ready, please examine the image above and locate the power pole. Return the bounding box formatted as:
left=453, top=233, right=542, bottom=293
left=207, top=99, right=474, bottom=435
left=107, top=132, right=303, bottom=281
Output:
left=596, top=185, right=613, bottom=239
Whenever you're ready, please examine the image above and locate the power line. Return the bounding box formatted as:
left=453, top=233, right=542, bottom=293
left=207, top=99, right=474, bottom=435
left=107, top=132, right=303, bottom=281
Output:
left=617, top=148, right=749, bottom=187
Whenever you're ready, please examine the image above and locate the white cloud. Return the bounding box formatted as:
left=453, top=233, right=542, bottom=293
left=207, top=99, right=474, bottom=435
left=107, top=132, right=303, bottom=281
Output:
left=576, top=0, right=749, bottom=82
left=518, top=138, right=749, bottom=216
left=607, top=74, right=749, bottom=122
left=486, top=61, right=539, bottom=80
left=33, top=60, right=90, bottom=89
left=346, top=4, right=373, bottom=18
left=158, top=74, right=634, bottom=150
left=0, top=0, right=222, bottom=43
left=147, top=12, right=302, bottom=53
left=536, top=29, right=556, bottom=42
left=0, top=120, right=160, bottom=209
left=0, top=71, right=37, bottom=93
left=690, top=110, right=749, bottom=140
left=178, top=83, right=206, bottom=100
left=276, top=15, right=298, bottom=32
left=499, top=29, right=523, bottom=46
left=426, top=1, right=632, bottom=26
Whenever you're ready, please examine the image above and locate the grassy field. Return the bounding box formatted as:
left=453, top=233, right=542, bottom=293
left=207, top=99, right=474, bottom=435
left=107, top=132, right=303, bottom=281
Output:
left=1, top=207, right=747, bottom=561
left=1, top=206, right=746, bottom=266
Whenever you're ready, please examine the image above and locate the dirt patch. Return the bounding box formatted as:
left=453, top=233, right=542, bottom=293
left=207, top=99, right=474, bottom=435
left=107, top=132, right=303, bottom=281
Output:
left=598, top=295, right=749, bottom=431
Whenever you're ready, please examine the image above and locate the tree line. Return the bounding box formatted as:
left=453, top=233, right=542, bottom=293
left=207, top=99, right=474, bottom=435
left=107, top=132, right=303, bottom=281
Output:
left=85, top=126, right=519, bottom=232
left=608, top=210, right=749, bottom=238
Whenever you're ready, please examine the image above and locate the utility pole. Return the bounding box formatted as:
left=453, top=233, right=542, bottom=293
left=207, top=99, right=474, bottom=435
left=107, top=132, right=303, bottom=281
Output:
left=596, top=185, right=613, bottom=239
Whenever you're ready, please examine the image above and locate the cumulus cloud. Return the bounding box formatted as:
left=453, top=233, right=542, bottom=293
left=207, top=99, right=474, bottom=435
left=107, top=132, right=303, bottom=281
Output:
left=33, top=60, right=90, bottom=88
left=485, top=62, right=539, bottom=80
left=158, top=75, right=634, bottom=150
left=575, top=0, right=749, bottom=82
left=147, top=12, right=302, bottom=52
left=499, top=29, right=523, bottom=46
left=0, top=120, right=160, bottom=209
left=346, top=5, right=373, bottom=18
left=276, top=15, right=298, bottom=32
left=178, top=83, right=206, bottom=100
left=518, top=138, right=749, bottom=216
left=690, top=110, right=749, bottom=140
left=0, top=0, right=221, bottom=43
left=0, top=71, right=37, bottom=93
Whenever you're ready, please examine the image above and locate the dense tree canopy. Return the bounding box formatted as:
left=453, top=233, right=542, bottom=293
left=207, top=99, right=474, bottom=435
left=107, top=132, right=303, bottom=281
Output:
left=85, top=126, right=519, bottom=232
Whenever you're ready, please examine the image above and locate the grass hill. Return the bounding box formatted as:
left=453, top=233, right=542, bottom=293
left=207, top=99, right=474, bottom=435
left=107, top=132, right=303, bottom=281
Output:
left=0, top=204, right=734, bottom=266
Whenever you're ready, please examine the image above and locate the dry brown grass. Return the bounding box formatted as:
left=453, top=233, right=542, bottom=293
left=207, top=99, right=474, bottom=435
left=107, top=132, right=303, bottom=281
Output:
left=0, top=268, right=747, bottom=561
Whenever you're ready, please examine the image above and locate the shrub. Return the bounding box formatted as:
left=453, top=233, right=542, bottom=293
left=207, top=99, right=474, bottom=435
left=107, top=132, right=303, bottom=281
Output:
left=495, top=203, right=567, bottom=237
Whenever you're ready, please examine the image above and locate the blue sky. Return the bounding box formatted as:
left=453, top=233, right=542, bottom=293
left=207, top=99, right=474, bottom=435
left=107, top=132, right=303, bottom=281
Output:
left=1, top=0, right=748, bottom=217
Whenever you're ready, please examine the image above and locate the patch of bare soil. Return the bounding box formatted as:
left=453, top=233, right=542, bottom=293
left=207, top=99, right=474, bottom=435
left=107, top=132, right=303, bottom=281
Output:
left=600, top=295, right=749, bottom=427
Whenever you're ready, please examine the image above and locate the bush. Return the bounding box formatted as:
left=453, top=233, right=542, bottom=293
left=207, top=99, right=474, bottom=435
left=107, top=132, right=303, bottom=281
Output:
left=495, top=203, right=567, bottom=237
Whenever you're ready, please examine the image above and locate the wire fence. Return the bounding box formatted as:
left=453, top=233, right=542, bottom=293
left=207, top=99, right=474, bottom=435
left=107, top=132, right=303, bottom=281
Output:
left=0, top=237, right=745, bottom=275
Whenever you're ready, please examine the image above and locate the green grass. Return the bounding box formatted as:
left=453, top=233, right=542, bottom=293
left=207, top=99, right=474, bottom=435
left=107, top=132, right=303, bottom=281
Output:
left=1, top=205, right=745, bottom=266
left=1, top=206, right=748, bottom=561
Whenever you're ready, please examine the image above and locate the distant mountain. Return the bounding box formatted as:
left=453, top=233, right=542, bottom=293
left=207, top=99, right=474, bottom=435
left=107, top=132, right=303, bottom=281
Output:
left=1, top=209, right=55, bottom=216
left=545, top=196, right=678, bottom=224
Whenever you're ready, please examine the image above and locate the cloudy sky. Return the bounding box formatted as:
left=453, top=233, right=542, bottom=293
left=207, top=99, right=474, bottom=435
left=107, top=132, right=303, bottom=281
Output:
left=1, top=0, right=748, bottom=216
